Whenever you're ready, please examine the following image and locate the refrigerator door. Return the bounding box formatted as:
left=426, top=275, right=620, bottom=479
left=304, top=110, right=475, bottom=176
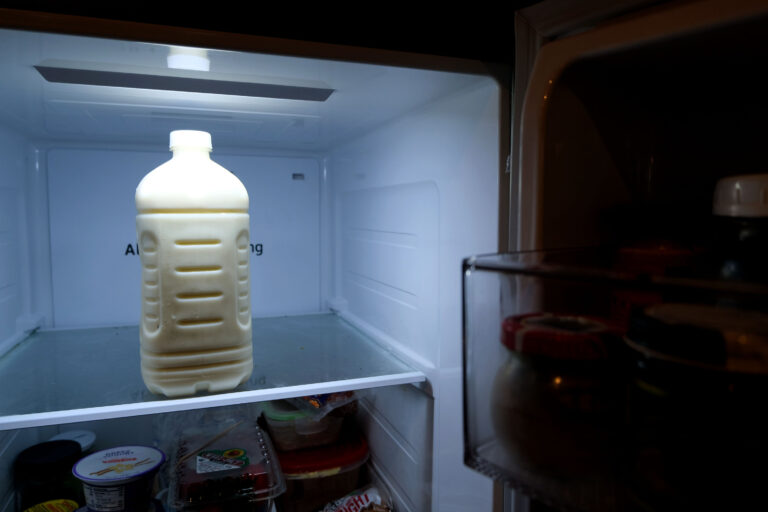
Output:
left=466, top=0, right=768, bottom=510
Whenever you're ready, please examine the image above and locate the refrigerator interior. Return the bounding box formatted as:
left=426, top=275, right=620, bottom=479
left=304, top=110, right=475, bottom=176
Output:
left=465, top=1, right=768, bottom=511
left=0, top=25, right=503, bottom=511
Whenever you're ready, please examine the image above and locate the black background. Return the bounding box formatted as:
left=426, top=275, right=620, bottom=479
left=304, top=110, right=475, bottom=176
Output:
left=0, top=2, right=543, bottom=64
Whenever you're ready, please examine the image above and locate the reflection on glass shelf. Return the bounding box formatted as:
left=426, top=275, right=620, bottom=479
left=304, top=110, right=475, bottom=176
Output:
left=0, top=314, right=423, bottom=430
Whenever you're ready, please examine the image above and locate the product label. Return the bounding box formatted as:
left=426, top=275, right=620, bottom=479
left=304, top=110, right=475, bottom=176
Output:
left=23, top=500, right=79, bottom=512
left=83, top=485, right=124, bottom=512
left=322, top=486, right=383, bottom=512
left=125, top=242, right=264, bottom=256
left=196, top=448, right=249, bottom=474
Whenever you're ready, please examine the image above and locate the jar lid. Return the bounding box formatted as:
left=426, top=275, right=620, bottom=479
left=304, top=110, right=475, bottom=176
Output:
left=15, top=440, right=82, bottom=479
left=713, top=173, right=768, bottom=217
left=262, top=400, right=313, bottom=421
left=501, top=313, right=618, bottom=360
left=626, top=303, right=768, bottom=373
left=50, top=430, right=96, bottom=452
left=277, top=428, right=369, bottom=477
left=73, top=446, right=165, bottom=485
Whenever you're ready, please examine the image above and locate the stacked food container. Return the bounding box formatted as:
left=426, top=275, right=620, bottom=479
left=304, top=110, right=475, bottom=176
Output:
left=260, top=393, right=381, bottom=512
left=13, top=394, right=397, bottom=511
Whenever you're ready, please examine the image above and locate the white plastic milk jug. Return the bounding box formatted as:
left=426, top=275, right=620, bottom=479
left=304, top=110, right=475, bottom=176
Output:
left=135, top=130, right=252, bottom=397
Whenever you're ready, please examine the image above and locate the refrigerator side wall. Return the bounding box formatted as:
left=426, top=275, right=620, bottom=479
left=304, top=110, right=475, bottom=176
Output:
left=0, top=124, right=30, bottom=356
left=329, top=79, right=501, bottom=511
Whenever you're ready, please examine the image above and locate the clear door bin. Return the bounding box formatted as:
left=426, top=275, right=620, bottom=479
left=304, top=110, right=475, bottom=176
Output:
left=462, top=249, right=768, bottom=511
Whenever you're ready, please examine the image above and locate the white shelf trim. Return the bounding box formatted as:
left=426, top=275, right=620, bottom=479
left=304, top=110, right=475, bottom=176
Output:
left=0, top=371, right=425, bottom=430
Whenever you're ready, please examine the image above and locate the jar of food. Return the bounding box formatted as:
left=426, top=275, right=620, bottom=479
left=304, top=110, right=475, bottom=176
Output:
left=276, top=427, right=369, bottom=512
left=15, top=440, right=84, bottom=511
left=624, top=303, right=768, bottom=510
left=491, top=312, right=624, bottom=478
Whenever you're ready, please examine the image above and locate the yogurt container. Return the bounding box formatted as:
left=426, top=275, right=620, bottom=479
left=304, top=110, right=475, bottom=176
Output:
left=72, top=446, right=165, bottom=512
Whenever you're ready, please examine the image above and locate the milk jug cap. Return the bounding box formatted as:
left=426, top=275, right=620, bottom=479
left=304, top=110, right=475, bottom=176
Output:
left=169, top=130, right=212, bottom=151
left=713, top=173, right=768, bottom=217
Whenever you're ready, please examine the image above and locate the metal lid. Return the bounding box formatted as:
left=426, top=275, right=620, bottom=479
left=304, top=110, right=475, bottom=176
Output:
left=713, top=173, right=768, bottom=217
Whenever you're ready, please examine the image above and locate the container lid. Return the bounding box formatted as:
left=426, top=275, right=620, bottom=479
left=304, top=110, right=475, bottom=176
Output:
left=501, top=312, right=619, bottom=360
left=50, top=430, right=96, bottom=452
left=169, top=130, right=212, bottom=151
left=713, top=173, right=768, bottom=217
left=15, top=440, right=82, bottom=479
left=626, top=303, right=768, bottom=373
left=277, top=428, right=369, bottom=478
left=262, top=400, right=313, bottom=421
left=171, top=423, right=285, bottom=507
left=73, top=446, right=165, bottom=485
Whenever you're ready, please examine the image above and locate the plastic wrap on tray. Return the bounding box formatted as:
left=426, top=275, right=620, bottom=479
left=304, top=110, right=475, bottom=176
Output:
left=286, top=391, right=359, bottom=419
left=262, top=396, right=357, bottom=451
left=161, top=407, right=285, bottom=511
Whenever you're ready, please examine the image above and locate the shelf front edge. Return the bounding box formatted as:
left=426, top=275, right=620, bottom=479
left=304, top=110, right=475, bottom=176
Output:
left=0, top=371, right=425, bottom=430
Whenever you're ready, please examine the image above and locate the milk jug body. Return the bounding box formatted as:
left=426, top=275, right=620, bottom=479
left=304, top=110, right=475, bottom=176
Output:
left=135, top=130, right=252, bottom=397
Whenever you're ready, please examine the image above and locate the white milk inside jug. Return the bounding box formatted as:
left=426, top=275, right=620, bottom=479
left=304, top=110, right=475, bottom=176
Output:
left=135, top=130, right=253, bottom=397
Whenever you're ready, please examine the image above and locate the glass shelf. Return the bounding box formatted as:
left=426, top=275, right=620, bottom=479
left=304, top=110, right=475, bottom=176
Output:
left=463, top=249, right=768, bottom=512
left=0, top=313, right=424, bottom=430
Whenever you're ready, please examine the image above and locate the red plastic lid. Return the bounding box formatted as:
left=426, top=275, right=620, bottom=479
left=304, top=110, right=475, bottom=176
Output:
left=277, top=429, right=368, bottom=477
left=501, top=312, right=619, bottom=360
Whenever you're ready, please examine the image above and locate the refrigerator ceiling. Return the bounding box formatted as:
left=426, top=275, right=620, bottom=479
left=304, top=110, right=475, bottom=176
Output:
left=0, top=28, right=486, bottom=151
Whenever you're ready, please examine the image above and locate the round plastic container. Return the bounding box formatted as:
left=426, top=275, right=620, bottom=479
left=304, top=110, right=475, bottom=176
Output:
left=15, top=440, right=84, bottom=511
left=72, top=446, right=165, bottom=512
left=624, top=303, right=768, bottom=509
left=276, top=428, right=369, bottom=512
left=491, top=312, right=624, bottom=477
left=135, top=129, right=252, bottom=397
left=50, top=430, right=97, bottom=453
left=262, top=399, right=345, bottom=451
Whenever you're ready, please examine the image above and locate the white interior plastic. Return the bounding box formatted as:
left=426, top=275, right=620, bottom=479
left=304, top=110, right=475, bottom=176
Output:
left=0, top=27, right=498, bottom=512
